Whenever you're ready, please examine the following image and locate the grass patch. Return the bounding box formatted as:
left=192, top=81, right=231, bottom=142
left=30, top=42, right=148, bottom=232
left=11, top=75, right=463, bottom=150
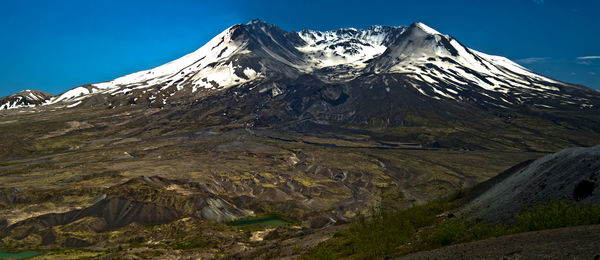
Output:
left=0, top=251, right=41, bottom=259
left=424, top=200, right=600, bottom=249
left=427, top=220, right=468, bottom=247
left=306, top=196, right=600, bottom=259
left=516, top=200, right=600, bottom=232
left=305, top=192, right=461, bottom=259
left=230, top=214, right=293, bottom=228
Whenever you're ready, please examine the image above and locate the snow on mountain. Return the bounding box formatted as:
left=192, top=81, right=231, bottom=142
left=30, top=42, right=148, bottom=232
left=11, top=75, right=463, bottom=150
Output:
left=46, top=24, right=260, bottom=105
left=413, top=22, right=440, bottom=35
left=44, top=22, right=408, bottom=106
left=364, top=22, right=589, bottom=107
left=0, top=90, right=54, bottom=110
left=3, top=20, right=596, bottom=111
left=297, top=25, right=406, bottom=69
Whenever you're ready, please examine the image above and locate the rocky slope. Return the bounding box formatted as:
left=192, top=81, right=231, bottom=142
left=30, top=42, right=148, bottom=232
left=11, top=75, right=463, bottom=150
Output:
left=462, top=145, right=600, bottom=223
left=0, top=176, right=253, bottom=239
left=0, top=90, right=53, bottom=110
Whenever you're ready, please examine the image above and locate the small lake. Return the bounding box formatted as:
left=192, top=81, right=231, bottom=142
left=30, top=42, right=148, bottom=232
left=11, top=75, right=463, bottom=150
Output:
left=0, top=251, right=41, bottom=259
left=230, top=215, right=292, bottom=227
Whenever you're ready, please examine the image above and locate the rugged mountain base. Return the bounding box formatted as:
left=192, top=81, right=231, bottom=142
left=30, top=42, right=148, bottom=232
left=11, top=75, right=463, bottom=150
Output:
left=1, top=102, right=598, bottom=258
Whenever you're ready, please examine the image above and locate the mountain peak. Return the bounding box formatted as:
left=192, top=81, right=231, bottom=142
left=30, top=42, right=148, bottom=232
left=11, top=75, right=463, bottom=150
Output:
left=15, top=89, right=51, bottom=96
left=246, top=18, right=267, bottom=25
left=243, top=19, right=280, bottom=31
left=0, top=89, right=54, bottom=110
left=8, top=21, right=596, bottom=112
left=410, top=22, right=441, bottom=35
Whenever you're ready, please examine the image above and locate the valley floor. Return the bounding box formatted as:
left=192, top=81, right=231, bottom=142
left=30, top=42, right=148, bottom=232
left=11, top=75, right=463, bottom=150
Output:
left=1, top=105, right=598, bottom=258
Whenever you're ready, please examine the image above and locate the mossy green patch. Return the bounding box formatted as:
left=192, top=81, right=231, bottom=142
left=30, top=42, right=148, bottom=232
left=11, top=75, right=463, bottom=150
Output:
left=230, top=214, right=293, bottom=227
left=0, top=251, right=41, bottom=259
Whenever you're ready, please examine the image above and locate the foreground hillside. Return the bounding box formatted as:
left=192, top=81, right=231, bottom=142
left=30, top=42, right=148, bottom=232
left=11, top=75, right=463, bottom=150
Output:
left=463, top=145, right=600, bottom=223
left=307, top=145, right=600, bottom=259
left=401, top=224, right=600, bottom=260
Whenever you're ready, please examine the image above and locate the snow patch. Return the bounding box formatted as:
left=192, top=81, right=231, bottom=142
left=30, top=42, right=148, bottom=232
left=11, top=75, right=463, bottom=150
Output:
left=414, top=22, right=440, bottom=35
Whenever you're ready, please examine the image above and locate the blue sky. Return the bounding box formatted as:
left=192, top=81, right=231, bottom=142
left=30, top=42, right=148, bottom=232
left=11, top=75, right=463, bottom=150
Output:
left=0, top=0, right=599, bottom=97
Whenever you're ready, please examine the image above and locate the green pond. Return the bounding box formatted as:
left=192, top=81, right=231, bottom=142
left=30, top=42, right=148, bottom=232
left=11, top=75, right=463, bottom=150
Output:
left=0, top=251, right=40, bottom=259
left=230, top=215, right=292, bottom=227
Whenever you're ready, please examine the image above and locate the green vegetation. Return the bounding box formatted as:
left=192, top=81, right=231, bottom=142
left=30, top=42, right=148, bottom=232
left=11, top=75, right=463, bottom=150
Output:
left=305, top=193, right=460, bottom=259
left=0, top=251, right=41, bottom=259
left=516, top=200, right=600, bottom=232
left=422, top=220, right=514, bottom=249
left=427, top=220, right=468, bottom=247
left=425, top=200, right=600, bottom=249
left=306, top=198, right=600, bottom=259
left=230, top=214, right=293, bottom=227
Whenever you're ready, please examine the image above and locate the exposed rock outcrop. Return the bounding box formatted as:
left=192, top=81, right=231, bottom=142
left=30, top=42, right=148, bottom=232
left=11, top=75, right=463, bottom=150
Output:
left=2, top=175, right=253, bottom=240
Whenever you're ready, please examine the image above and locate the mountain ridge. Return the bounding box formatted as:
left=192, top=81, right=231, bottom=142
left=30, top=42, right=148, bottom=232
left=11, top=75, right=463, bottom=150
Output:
left=0, top=89, right=54, bottom=110
left=1, top=20, right=597, bottom=112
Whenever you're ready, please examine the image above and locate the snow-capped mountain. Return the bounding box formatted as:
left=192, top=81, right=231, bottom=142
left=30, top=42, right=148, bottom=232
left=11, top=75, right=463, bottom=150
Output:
left=2, top=20, right=598, bottom=113
left=0, top=90, right=54, bottom=110
left=365, top=22, right=587, bottom=108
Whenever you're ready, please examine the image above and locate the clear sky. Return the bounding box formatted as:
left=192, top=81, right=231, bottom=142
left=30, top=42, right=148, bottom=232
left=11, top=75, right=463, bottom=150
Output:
left=0, top=0, right=599, bottom=97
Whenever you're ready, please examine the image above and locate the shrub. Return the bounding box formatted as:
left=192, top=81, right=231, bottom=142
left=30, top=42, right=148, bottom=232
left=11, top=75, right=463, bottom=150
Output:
left=428, top=220, right=467, bottom=246
left=516, top=200, right=600, bottom=232
left=306, top=195, right=600, bottom=259
left=306, top=194, right=456, bottom=259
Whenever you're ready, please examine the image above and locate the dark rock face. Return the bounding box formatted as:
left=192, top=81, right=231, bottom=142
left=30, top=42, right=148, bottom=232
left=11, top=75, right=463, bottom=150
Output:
left=0, top=218, right=7, bottom=232
left=573, top=179, right=597, bottom=201
left=31, top=197, right=180, bottom=231
left=92, top=197, right=180, bottom=229
left=40, top=229, right=56, bottom=245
